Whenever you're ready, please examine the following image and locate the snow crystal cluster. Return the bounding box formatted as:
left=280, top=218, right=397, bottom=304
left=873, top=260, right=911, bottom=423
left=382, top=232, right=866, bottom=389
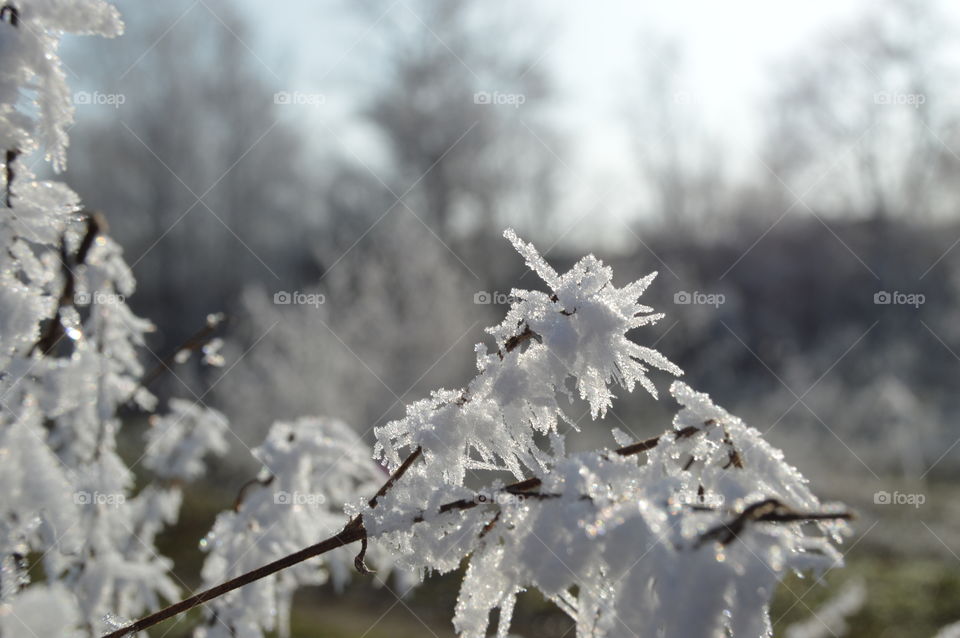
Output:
left=194, top=418, right=401, bottom=638
left=1, top=2, right=855, bottom=636
left=448, top=381, right=848, bottom=638
left=162, top=228, right=851, bottom=638
left=374, top=229, right=681, bottom=486
left=0, top=2, right=228, bottom=635
left=353, top=231, right=850, bottom=638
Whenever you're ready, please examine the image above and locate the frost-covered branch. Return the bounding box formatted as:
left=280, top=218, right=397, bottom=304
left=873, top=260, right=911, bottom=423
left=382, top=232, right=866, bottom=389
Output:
left=104, top=231, right=851, bottom=638
left=103, top=419, right=852, bottom=638
left=0, top=3, right=231, bottom=635
left=139, top=312, right=226, bottom=387
left=1, top=5, right=855, bottom=635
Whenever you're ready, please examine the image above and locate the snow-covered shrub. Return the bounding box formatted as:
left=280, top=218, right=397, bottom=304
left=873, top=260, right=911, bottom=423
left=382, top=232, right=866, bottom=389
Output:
left=215, top=215, right=479, bottom=459
left=194, top=418, right=401, bottom=638
left=111, top=230, right=849, bottom=638
left=1, top=2, right=855, bottom=637
left=0, top=2, right=227, bottom=634
left=353, top=233, right=850, bottom=638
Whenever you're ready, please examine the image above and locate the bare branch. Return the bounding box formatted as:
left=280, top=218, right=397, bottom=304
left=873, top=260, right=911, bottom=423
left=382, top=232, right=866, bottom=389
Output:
left=139, top=312, right=227, bottom=387
left=100, top=523, right=365, bottom=638
left=29, top=212, right=103, bottom=356
left=108, top=424, right=812, bottom=636
left=4, top=149, right=19, bottom=208
left=697, top=498, right=855, bottom=547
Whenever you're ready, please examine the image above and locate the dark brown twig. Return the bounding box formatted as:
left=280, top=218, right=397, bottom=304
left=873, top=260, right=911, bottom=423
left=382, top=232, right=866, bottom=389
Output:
left=4, top=149, right=19, bottom=208
left=0, top=3, right=19, bottom=28
left=29, top=213, right=102, bottom=356
left=232, top=475, right=274, bottom=512
left=101, top=523, right=366, bottom=638
left=497, top=325, right=539, bottom=360
left=103, top=422, right=851, bottom=638
left=367, top=446, right=422, bottom=508
left=75, top=213, right=103, bottom=265
left=353, top=532, right=373, bottom=575
left=139, top=313, right=227, bottom=387
left=479, top=511, right=501, bottom=539
left=696, top=498, right=854, bottom=547
left=612, top=425, right=698, bottom=457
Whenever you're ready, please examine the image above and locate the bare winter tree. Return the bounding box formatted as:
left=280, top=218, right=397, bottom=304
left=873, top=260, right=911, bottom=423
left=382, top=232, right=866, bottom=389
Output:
left=763, top=0, right=960, bottom=220
left=213, top=0, right=571, bottom=450
left=67, top=0, right=313, bottom=346
left=625, top=32, right=730, bottom=234
left=344, top=0, right=564, bottom=240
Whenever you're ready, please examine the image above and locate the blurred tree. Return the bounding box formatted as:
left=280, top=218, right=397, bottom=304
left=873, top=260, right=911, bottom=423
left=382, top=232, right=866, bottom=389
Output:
left=763, top=0, right=960, bottom=220
left=214, top=0, right=569, bottom=452
left=341, top=0, right=563, bottom=241
left=626, top=32, right=730, bottom=234
left=67, top=0, right=313, bottom=349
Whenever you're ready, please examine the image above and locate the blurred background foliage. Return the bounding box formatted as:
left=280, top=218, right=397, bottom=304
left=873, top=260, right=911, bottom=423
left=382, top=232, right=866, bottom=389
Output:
left=63, top=0, right=960, bottom=634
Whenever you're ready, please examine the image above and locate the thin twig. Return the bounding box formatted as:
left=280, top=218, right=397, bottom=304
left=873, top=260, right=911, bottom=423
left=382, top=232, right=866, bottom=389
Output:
left=232, top=475, right=274, bottom=512
left=0, top=3, right=19, bottom=28
left=100, top=416, right=759, bottom=634
left=100, top=523, right=365, bottom=638
left=353, top=532, right=373, bottom=575
left=697, top=498, right=854, bottom=547
left=139, top=313, right=226, bottom=387
left=497, top=324, right=539, bottom=359
left=4, top=149, right=19, bottom=208
left=367, top=446, right=422, bottom=508
left=29, top=213, right=103, bottom=356
left=479, top=510, right=501, bottom=539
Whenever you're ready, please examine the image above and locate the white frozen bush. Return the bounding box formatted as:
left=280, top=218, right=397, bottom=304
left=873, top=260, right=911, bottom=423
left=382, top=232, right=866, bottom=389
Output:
left=0, top=2, right=227, bottom=635
left=195, top=418, right=399, bottom=638
left=144, top=399, right=230, bottom=482
left=185, top=230, right=850, bottom=638
left=1, top=2, right=853, bottom=637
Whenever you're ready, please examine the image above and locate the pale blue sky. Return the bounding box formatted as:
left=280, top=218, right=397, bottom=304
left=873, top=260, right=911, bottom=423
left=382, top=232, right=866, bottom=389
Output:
left=231, top=0, right=875, bottom=242
left=68, top=0, right=933, bottom=245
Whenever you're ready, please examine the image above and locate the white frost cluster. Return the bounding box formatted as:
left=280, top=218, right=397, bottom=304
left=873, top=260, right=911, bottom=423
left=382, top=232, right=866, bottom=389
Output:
left=0, top=583, right=83, bottom=637
left=371, top=382, right=849, bottom=638
left=0, top=0, right=122, bottom=169
left=355, top=234, right=849, bottom=638
left=0, top=2, right=228, bottom=636
left=374, top=228, right=681, bottom=487
left=1, top=4, right=856, bottom=634
left=195, top=418, right=397, bottom=638
left=144, top=399, right=230, bottom=481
